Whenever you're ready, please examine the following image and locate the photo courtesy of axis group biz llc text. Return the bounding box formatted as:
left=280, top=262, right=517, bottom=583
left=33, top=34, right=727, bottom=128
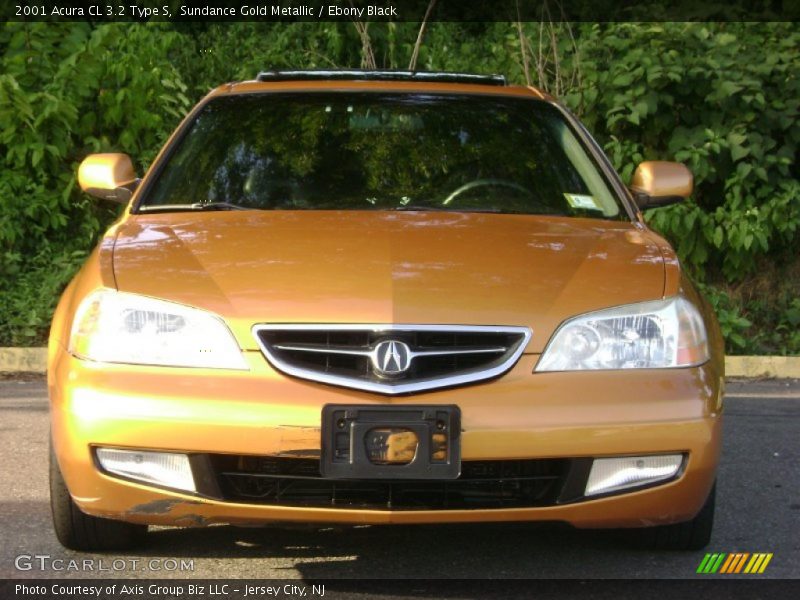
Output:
left=16, top=583, right=326, bottom=597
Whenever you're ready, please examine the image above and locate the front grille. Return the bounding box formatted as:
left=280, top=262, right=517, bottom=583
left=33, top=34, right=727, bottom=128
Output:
left=207, top=455, right=568, bottom=510
left=253, top=325, right=531, bottom=394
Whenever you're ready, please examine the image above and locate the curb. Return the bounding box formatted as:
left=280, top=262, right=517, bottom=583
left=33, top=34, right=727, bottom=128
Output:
left=0, top=348, right=48, bottom=373
left=725, top=356, right=800, bottom=379
left=1, top=347, right=799, bottom=378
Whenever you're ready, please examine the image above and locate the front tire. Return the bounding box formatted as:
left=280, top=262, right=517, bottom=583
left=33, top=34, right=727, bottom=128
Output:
left=49, top=442, right=147, bottom=551
left=626, top=482, right=716, bottom=550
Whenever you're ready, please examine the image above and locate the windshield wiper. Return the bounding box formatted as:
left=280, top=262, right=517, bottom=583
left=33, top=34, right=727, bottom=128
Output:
left=390, top=205, right=505, bottom=213
left=139, top=202, right=251, bottom=213
left=189, top=202, right=249, bottom=211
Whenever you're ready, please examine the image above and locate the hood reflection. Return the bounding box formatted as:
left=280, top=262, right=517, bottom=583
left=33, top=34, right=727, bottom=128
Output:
left=112, top=211, right=667, bottom=352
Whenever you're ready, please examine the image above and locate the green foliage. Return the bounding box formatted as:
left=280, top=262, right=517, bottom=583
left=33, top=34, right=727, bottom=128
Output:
left=0, top=248, right=85, bottom=346
left=558, top=23, right=799, bottom=354
left=745, top=296, right=800, bottom=356
left=0, top=22, right=193, bottom=345
left=698, top=280, right=800, bottom=356
left=697, top=283, right=753, bottom=351
left=562, top=23, right=800, bottom=284
left=0, top=21, right=797, bottom=354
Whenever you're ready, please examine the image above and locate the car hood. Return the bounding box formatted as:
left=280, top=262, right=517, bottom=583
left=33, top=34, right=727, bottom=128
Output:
left=112, top=211, right=667, bottom=352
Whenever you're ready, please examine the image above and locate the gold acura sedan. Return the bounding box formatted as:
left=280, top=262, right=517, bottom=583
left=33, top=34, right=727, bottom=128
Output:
left=49, top=71, right=723, bottom=552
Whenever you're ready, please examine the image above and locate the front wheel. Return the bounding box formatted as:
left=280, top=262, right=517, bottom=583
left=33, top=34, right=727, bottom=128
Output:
left=625, top=482, right=716, bottom=550
left=49, top=441, right=147, bottom=551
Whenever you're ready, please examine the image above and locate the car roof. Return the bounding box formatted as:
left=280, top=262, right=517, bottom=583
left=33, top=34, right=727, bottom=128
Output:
left=205, top=70, right=552, bottom=101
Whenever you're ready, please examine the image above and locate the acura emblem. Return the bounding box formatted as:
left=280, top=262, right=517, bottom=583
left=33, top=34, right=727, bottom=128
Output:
left=372, top=340, right=412, bottom=376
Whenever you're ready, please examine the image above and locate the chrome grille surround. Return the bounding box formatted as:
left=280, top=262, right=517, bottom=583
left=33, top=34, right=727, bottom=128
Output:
left=252, top=324, right=532, bottom=395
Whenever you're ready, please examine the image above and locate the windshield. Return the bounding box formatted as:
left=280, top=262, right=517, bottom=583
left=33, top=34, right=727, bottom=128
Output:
left=139, top=93, right=624, bottom=219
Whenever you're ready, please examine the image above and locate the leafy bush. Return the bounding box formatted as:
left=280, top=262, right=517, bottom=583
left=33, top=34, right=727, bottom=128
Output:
left=564, top=23, right=799, bottom=282
left=0, top=22, right=192, bottom=345
left=0, top=248, right=86, bottom=346
left=567, top=23, right=799, bottom=354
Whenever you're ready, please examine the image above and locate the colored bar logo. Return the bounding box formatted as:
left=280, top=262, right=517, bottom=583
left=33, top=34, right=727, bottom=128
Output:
left=697, top=553, right=773, bottom=574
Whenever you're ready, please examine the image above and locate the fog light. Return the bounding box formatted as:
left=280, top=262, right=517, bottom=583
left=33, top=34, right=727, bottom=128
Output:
left=96, top=448, right=195, bottom=493
left=585, top=454, right=683, bottom=496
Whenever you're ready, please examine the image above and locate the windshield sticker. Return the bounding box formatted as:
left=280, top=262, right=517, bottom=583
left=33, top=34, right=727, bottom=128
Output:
left=564, top=193, right=601, bottom=210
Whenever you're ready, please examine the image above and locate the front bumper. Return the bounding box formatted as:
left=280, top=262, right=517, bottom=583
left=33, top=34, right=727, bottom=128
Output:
left=49, top=350, right=723, bottom=529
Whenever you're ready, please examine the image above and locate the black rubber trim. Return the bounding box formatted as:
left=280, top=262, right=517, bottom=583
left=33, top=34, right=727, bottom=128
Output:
left=256, top=70, right=507, bottom=86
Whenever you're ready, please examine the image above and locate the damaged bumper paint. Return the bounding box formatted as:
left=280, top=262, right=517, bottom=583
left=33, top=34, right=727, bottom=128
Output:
left=49, top=351, right=723, bottom=529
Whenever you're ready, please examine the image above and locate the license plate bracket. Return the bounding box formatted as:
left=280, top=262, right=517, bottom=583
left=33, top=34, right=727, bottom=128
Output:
left=321, top=405, right=461, bottom=479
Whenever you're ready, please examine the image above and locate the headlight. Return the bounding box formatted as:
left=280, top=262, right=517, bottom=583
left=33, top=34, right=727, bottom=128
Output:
left=69, top=289, right=248, bottom=369
left=536, top=296, right=709, bottom=371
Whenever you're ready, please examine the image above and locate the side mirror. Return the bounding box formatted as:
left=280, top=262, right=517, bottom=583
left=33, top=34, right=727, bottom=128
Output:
left=78, top=153, right=139, bottom=204
left=630, top=161, right=693, bottom=210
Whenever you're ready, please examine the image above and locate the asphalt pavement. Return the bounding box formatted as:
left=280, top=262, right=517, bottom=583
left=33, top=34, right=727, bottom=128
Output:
left=0, top=377, right=797, bottom=582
